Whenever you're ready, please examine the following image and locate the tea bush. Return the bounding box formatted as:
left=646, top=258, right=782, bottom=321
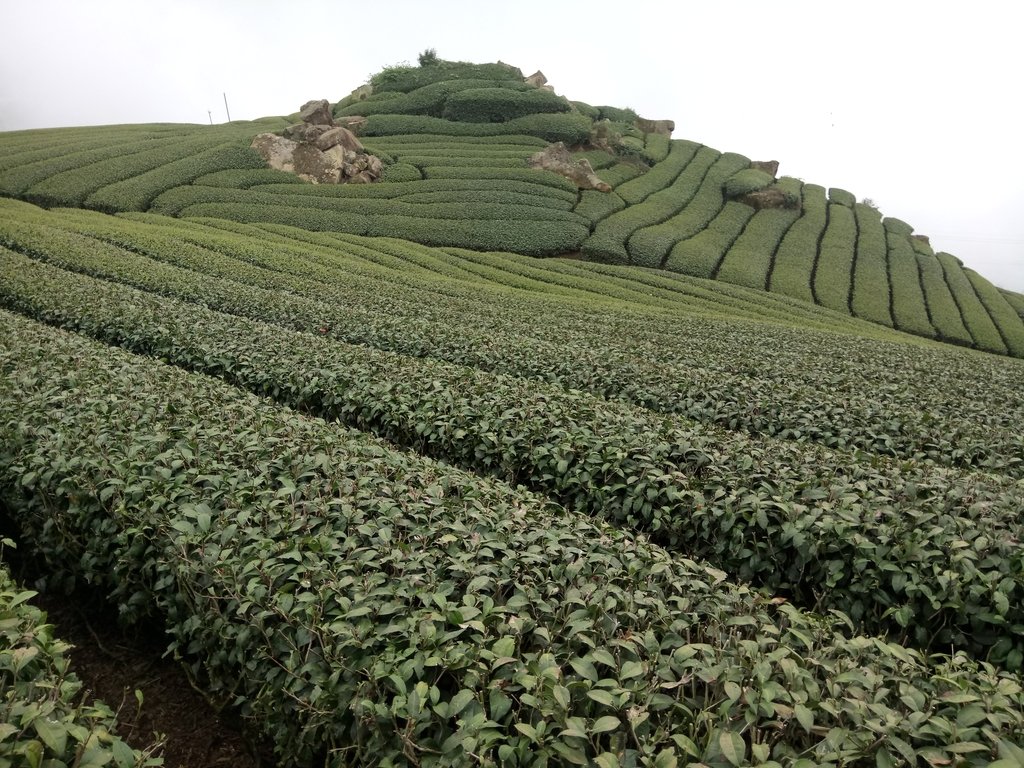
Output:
left=769, top=183, right=828, bottom=302
left=850, top=203, right=894, bottom=326
left=812, top=203, right=857, bottom=314
left=887, top=232, right=936, bottom=338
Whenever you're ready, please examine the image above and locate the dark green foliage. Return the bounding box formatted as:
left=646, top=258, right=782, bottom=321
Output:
left=910, top=236, right=935, bottom=256
left=370, top=60, right=524, bottom=93
left=770, top=184, right=828, bottom=303
left=570, top=100, right=600, bottom=119
left=417, top=47, right=438, bottom=66
left=850, top=203, right=894, bottom=326
left=337, top=78, right=534, bottom=118
left=715, top=178, right=802, bottom=290
left=723, top=168, right=775, bottom=199
left=595, top=162, right=644, bottom=187
left=596, top=106, right=638, bottom=123
left=643, top=133, right=671, bottom=164
left=964, top=268, right=1024, bottom=356
left=442, top=87, right=572, bottom=123
left=0, top=564, right=159, bottom=766
left=420, top=165, right=578, bottom=192
left=917, top=252, right=972, bottom=345
left=813, top=203, right=857, bottom=313
left=574, top=189, right=626, bottom=227
left=615, top=140, right=703, bottom=206
left=887, top=232, right=936, bottom=338
left=827, top=187, right=856, bottom=206
left=937, top=252, right=1008, bottom=354
left=361, top=111, right=594, bottom=144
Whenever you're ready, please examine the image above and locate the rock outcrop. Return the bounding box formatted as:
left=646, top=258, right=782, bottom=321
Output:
left=529, top=143, right=611, bottom=192
left=750, top=160, right=780, bottom=176
left=634, top=118, right=675, bottom=136
left=250, top=99, right=382, bottom=185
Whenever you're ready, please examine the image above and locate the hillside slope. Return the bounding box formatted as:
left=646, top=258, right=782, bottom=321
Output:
left=0, top=58, right=1021, bottom=358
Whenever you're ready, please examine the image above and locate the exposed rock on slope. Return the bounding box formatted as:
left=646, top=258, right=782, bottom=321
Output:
left=529, top=142, right=611, bottom=192
left=250, top=99, right=382, bottom=184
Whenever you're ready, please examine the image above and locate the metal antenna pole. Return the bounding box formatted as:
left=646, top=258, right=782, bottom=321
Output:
left=208, top=110, right=213, bottom=125
left=223, top=93, right=231, bottom=122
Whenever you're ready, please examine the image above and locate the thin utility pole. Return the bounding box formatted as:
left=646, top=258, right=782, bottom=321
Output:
left=207, top=110, right=213, bottom=125
left=223, top=93, right=231, bottom=122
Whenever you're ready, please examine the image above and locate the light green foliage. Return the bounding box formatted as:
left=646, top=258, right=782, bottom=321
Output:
left=84, top=142, right=265, bottom=211
left=193, top=168, right=305, bottom=187
left=909, top=235, right=935, bottom=256
left=643, top=133, right=671, bottom=164
left=596, top=105, right=638, bottom=123
left=723, top=168, right=775, bottom=199
left=916, top=252, right=972, bottom=345
left=770, top=184, right=827, bottom=302
left=663, top=201, right=755, bottom=278
left=883, top=216, right=914, bottom=236
left=1001, top=288, right=1024, bottom=321
left=827, top=187, right=856, bottom=206
left=574, top=189, right=626, bottom=227
left=338, top=78, right=535, bottom=118
left=964, top=268, right=1024, bottom=356
left=570, top=100, right=600, bottom=119
left=937, top=252, right=1008, bottom=354
left=715, top=178, right=802, bottom=290
left=887, top=232, right=936, bottom=338
left=379, top=161, right=423, bottom=182
left=583, top=143, right=710, bottom=265
left=812, top=203, right=857, bottom=313
left=850, top=203, right=894, bottom=326
left=0, top=564, right=160, bottom=767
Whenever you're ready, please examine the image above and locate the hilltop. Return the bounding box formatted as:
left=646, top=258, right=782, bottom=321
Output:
left=0, top=56, right=1023, bottom=767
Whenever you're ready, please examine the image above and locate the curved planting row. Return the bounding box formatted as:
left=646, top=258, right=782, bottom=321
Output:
left=768, top=184, right=827, bottom=303
left=886, top=229, right=936, bottom=339
left=582, top=144, right=712, bottom=265
left=916, top=250, right=973, bottom=346
left=636, top=153, right=752, bottom=271
left=811, top=203, right=857, bottom=314
left=964, top=267, right=1024, bottom=357
left=850, top=203, right=894, bottom=326
left=2, top=202, right=1022, bottom=481
left=712, top=177, right=802, bottom=291
left=4, top=311, right=1024, bottom=767
left=5, top=249, right=1024, bottom=669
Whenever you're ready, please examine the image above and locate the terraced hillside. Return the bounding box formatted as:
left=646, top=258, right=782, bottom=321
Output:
left=2, top=57, right=1024, bottom=766
left=0, top=58, right=1019, bottom=357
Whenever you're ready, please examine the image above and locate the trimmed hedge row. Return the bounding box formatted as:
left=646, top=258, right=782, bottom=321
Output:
left=369, top=60, right=523, bottom=93
left=361, top=112, right=594, bottom=144
left=7, top=249, right=1024, bottom=674
left=84, top=142, right=266, bottom=212
left=827, top=187, right=856, bottom=207
left=887, top=232, right=936, bottom=338
left=663, top=202, right=755, bottom=278
left=193, top=167, right=305, bottom=187
left=769, top=184, right=827, bottom=303
left=850, top=203, right=894, bottom=327
left=22, top=132, right=247, bottom=208
left=636, top=152, right=751, bottom=269
left=643, top=133, right=671, bottom=164
left=5, top=202, right=1023, bottom=477
left=722, top=168, right=774, bottom=199
left=359, top=133, right=549, bottom=147
left=596, top=162, right=644, bottom=186
left=378, top=162, right=423, bottom=182
left=937, top=253, right=1008, bottom=354
left=583, top=145, right=714, bottom=265
left=916, top=253, right=973, bottom=345
left=420, top=165, right=579, bottom=192
left=615, top=140, right=702, bottom=206
left=257, top=176, right=576, bottom=202
left=812, top=203, right=857, bottom=314
left=574, top=189, right=626, bottom=228
left=399, top=189, right=575, bottom=211
left=397, top=155, right=528, bottom=168
left=0, top=136, right=184, bottom=196
left=0, top=563, right=159, bottom=767
left=714, top=179, right=802, bottom=290
left=964, top=268, right=1024, bottom=357
left=337, top=78, right=534, bottom=118
left=12, top=313, right=1024, bottom=765
left=442, top=87, right=572, bottom=123
left=1001, top=288, right=1024, bottom=321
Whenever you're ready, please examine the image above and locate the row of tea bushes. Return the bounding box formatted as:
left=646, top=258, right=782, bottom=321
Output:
left=3, top=309, right=1024, bottom=766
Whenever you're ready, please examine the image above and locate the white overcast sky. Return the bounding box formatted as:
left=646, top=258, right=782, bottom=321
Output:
left=1, top=0, right=1022, bottom=292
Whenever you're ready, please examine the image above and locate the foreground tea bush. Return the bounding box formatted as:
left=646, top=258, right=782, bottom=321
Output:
left=0, top=563, right=160, bottom=767
left=3, top=311, right=1024, bottom=767
left=3, top=248, right=1024, bottom=670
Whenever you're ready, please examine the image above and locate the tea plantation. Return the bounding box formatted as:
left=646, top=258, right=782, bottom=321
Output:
left=0, top=57, right=1023, bottom=767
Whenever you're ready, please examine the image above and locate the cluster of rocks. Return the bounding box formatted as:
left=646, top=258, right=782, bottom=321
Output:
left=738, top=160, right=796, bottom=210
left=528, top=143, right=611, bottom=192
left=250, top=99, right=382, bottom=184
